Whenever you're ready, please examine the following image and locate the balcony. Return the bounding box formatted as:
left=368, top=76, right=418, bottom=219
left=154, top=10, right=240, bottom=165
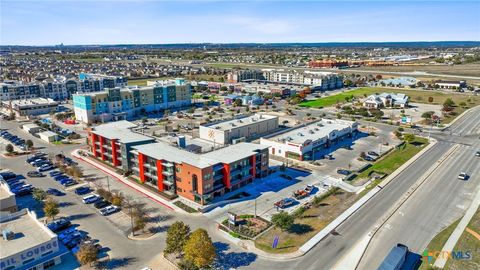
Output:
left=162, top=170, right=174, bottom=176
left=163, top=162, right=174, bottom=168
left=213, top=173, right=224, bottom=181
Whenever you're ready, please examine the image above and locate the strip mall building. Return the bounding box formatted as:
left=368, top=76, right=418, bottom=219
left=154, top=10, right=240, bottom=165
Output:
left=88, top=121, right=269, bottom=205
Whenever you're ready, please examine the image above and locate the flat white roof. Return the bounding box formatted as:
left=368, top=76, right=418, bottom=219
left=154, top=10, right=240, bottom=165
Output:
left=91, top=121, right=154, bottom=144
left=202, top=114, right=278, bottom=131
left=0, top=182, right=14, bottom=200
left=2, top=98, right=58, bottom=107
left=23, top=123, right=40, bottom=129
left=132, top=142, right=268, bottom=168
left=38, top=131, right=58, bottom=137
left=0, top=210, right=55, bottom=259
left=270, top=119, right=357, bottom=145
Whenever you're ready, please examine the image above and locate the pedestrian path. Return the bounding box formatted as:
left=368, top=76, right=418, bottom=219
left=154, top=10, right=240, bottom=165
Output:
left=71, top=149, right=182, bottom=212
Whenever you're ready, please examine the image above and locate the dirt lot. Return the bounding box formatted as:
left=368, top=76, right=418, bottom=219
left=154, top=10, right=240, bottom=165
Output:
left=357, top=63, right=480, bottom=78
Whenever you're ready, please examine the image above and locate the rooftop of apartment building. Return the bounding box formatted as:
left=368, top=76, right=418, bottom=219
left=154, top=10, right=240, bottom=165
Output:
left=91, top=120, right=154, bottom=144
left=271, top=119, right=358, bottom=145
left=0, top=209, right=56, bottom=259
left=132, top=141, right=268, bottom=169
left=202, top=114, right=278, bottom=131
left=73, top=82, right=189, bottom=97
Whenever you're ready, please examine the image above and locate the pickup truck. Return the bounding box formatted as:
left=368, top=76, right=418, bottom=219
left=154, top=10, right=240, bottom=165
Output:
left=274, top=198, right=296, bottom=209
left=293, top=189, right=308, bottom=199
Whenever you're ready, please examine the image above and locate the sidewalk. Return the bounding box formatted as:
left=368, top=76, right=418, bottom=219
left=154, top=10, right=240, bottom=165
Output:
left=71, top=149, right=182, bottom=212
left=434, top=186, right=480, bottom=268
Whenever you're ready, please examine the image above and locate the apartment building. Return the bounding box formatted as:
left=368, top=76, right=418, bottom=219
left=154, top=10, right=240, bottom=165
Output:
left=88, top=121, right=155, bottom=172
left=0, top=73, right=127, bottom=101
left=227, top=70, right=265, bottom=83
left=199, top=114, right=279, bottom=145
left=260, top=119, right=358, bottom=161
left=130, top=142, right=269, bottom=205
left=73, top=78, right=191, bottom=124
left=261, top=69, right=344, bottom=90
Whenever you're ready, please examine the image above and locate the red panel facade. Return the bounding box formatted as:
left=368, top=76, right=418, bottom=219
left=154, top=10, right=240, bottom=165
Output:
left=99, top=136, right=105, bottom=161
left=250, top=155, right=256, bottom=179
left=91, top=133, right=98, bottom=157
left=222, top=163, right=231, bottom=188
left=138, top=153, right=146, bottom=183
left=111, top=139, right=118, bottom=166
left=156, top=159, right=164, bottom=192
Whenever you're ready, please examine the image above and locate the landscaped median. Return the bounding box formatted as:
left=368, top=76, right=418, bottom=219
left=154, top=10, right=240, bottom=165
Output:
left=251, top=137, right=430, bottom=255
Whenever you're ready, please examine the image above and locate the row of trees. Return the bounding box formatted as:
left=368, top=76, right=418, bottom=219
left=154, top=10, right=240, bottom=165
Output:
left=164, top=221, right=216, bottom=269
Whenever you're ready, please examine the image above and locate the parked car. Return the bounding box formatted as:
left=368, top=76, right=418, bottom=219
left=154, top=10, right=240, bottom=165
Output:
left=458, top=172, right=469, bottom=180
left=0, top=171, right=16, bottom=180
left=37, top=164, right=55, bottom=172
left=75, top=186, right=91, bottom=195
left=337, top=169, right=351, bottom=175
left=27, top=171, right=45, bottom=177
left=99, top=205, right=119, bottom=216
left=47, top=218, right=71, bottom=233
left=46, top=188, right=63, bottom=196
left=304, top=185, right=315, bottom=194
left=368, top=151, right=380, bottom=157
left=62, top=180, right=77, bottom=187
left=94, top=200, right=111, bottom=209
left=274, top=198, right=296, bottom=209
left=13, top=186, right=33, bottom=196
left=49, top=171, right=62, bottom=177
left=54, top=175, right=69, bottom=181
left=293, top=189, right=308, bottom=199
left=364, top=156, right=375, bottom=162
left=82, top=194, right=100, bottom=204
left=58, top=227, right=78, bottom=241
left=476, top=151, right=480, bottom=157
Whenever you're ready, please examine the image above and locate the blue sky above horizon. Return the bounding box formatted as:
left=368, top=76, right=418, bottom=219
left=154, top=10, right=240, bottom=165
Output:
left=1, top=1, right=479, bottom=45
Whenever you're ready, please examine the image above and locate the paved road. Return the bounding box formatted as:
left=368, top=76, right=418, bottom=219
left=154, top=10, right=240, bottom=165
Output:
left=243, top=106, right=480, bottom=270
left=357, top=107, right=480, bottom=269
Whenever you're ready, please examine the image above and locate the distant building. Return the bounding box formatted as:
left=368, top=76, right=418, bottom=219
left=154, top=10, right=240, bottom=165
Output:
left=363, top=93, right=409, bottom=109
left=0, top=209, right=69, bottom=270
left=379, top=77, right=418, bottom=87
left=38, top=131, right=59, bottom=143
left=434, top=80, right=466, bottom=90
left=227, top=70, right=265, bottom=83
left=261, top=69, right=343, bottom=90
left=73, top=79, right=191, bottom=124
left=308, top=59, right=349, bottom=68
left=199, top=114, right=279, bottom=145
left=1, top=98, right=58, bottom=117
left=0, top=73, right=127, bottom=101
left=260, top=119, right=358, bottom=161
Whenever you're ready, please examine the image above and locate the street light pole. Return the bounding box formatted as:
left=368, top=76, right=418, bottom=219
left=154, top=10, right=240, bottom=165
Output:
left=106, top=176, right=110, bottom=193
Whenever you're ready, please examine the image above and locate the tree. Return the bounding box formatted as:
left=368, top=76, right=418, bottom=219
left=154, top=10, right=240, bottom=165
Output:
left=428, top=97, right=434, bottom=103
left=403, top=133, right=416, bottom=143
left=5, top=144, right=14, bottom=153
left=421, top=111, right=434, bottom=121
left=25, top=139, right=34, bottom=149
left=76, top=243, right=98, bottom=266
left=234, top=98, right=242, bottom=107
left=165, top=221, right=191, bottom=255
left=32, top=188, right=47, bottom=202
left=184, top=229, right=216, bottom=269
left=271, top=212, right=294, bottom=231
left=443, top=98, right=455, bottom=111
left=43, top=197, right=59, bottom=221
left=459, top=101, right=467, bottom=107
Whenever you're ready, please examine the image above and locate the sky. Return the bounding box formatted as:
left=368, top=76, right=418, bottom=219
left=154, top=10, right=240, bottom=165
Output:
left=1, top=0, right=479, bottom=45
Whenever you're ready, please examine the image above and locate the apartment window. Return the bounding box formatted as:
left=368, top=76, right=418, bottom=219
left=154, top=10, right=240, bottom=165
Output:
left=176, top=167, right=181, bottom=173
left=43, top=259, right=56, bottom=269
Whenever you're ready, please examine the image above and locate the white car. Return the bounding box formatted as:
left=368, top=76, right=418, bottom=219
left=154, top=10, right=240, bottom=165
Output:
left=99, top=205, right=119, bottom=216
left=82, top=194, right=100, bottom=204
left=458, top=172, right=469, bottom=180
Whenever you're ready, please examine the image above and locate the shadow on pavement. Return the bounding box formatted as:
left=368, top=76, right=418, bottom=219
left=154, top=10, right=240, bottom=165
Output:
left=68, top=213, right=94, bottom=221
left=213, top=242, right=257, bottom=270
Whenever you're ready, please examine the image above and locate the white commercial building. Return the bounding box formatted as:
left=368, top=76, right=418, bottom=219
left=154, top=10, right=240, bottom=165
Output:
left=260, top=119, right=358, bottom=161
left=38, top=131, right=58, bottom=143
left=0, top=209, right=68, bottom=270
left=199, top=114, right=279, bottom=145
left=363, top=93, right=409, bottom=109
left=22, top=123, right=41, bottom=134
left=0, top=182, right=17, bottom=213
left=1, top=98, right=58, bottom=117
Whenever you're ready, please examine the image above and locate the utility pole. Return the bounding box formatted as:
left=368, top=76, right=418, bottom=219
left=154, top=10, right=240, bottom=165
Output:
left=106, top=176, right=110, bottom=193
